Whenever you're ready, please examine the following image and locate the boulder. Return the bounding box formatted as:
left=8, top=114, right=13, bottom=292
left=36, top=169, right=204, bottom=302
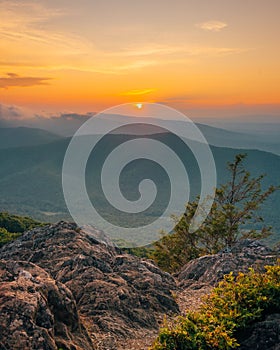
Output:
left=238, top=313, right=280, bottom=350
left=0, top=260, right=94, bottom=350
left=177, top=239, right=279, bottom=287
left=0, top=221, right=178, bottom=347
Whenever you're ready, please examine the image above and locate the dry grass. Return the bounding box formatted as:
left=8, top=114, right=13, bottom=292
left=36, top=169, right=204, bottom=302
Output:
left=92, top=283, right=213, bottom=350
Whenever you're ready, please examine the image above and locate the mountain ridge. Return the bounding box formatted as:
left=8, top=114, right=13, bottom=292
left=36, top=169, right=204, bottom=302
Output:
left=0, top=126, right=62, bottom=149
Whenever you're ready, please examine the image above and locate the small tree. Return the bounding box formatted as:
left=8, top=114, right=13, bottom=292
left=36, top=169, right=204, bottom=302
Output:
left=216, top=154, right=276, bottom=247
left=151, top=154, right=278, bottom=272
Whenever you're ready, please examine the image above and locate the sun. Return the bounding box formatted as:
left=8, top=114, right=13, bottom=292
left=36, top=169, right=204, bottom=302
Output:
left=135, top=103, right=143, bottom=109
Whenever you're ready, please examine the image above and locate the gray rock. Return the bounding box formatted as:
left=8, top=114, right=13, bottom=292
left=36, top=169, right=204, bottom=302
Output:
left=0, top=260, right=94, bottom=350
left=177, top=239, right=279, bottom=287
left=238, top=313, right=280, bottom=350
left=0, top=221, right=178, bottom=347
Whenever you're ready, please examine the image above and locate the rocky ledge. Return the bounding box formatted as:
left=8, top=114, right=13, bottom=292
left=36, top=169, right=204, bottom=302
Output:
left=177, top=239, right=279, bottom=287
left=0, top=223, right=279, bottom=350
left=0, top=260, right=94, bottom=350
left=0, top=222, right=178, bottom=349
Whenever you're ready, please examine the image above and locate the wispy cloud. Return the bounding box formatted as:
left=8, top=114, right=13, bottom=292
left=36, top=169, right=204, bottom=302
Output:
left=0, top=1, right=93, bottom=63
left=120, top=88, right=156, bottom=96
left=116, top=46, right=183, bottom=57
left=0, top=73, right=51, bottom=88
left=111, top=44, right=248, bottom=60
left=196, top=20, right=228, bottom=32
left=0, top=2, right=244, bottom=77
left=160, top=95, right=204, bottom=103
left=188, top=47, right=248, bottom=56
left=0, top=2, right=157, bottom=75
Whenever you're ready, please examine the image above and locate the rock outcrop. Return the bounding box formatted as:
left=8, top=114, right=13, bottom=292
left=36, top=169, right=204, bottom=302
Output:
left=175, top=239, right=280, bottom=350
left=0, top=260, right=94, bottom=350
left=1, top=224, right=280, bottom=350
left=177, top=239, right=279, bottom=287
left=0, top=222, right=178, bottom=349
left=238, top=313, right=280, bottom=350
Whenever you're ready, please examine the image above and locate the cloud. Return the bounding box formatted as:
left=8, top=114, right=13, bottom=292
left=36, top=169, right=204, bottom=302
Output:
left=0, top=104, right=95, bottom=135
left=196, top=20, right=228, bottom=32
left=0, top=2, right=246, bottom=79
left=0, top=0, right=93, bottom=68
left=120, top=89, right=156, bottom=96
left=116, top=46, right=183, bottom=57
left=160, top=95, right=203, bottom=103
left=109, top=44, right=248, bottom=63
left=0, top=73, right=51, bottom=88
left=0, top=104, right=34, bottom=120
left=188, top=47, right=248, bottom=56
left=54, top=113, right=93, bottom=121
left=0, top=104, right=91, bottom=123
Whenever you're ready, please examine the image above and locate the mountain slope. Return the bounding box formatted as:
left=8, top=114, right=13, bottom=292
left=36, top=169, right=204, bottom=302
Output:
left=0, top=127, right=62, bottom=149
left=1, top=116, right=279, bottom=155
left=0, top=132, right=279, bottom=245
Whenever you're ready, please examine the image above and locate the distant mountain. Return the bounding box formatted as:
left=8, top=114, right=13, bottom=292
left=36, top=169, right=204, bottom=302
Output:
left=204, top=119, right=280, bottom=143
left=196, top=123, right=280, bottom=155
left=0, top=127, right=62, bottom=149
left=103, top=115, right=280, bottom=155
left=0, top=132, right=279, bottom=245
left=1, top=114, right=279, bottom=155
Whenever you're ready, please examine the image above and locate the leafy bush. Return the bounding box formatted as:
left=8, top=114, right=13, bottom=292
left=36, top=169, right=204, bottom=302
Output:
left=151, top=262, right=280, bottom=350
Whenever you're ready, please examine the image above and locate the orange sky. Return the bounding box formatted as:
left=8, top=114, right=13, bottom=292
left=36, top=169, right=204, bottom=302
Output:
left=1, top=0, right=280, bottom=118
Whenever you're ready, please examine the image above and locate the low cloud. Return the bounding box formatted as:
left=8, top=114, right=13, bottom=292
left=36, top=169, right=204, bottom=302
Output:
left=53, top=113, right=93, bottom=121
left=196, top=21, right=228, bottom=32
left=0, top=104, right=34, bottom=120
left=0, top=73, right=51, bottom=88
left=0, top=105, right=95, bottom=135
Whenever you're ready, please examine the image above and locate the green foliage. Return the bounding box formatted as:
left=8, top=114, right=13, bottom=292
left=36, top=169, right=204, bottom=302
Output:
left=0, top=212, right=44, bottom=233
left=0, top=227, right=21, bottom=246
left=0, top=212, right=45, bottom=246
left=151, top=263, right=280, bottom=350
left=122, top=246, right=154, bottom=258
left=216, top=154, right=276, bottom=247
left=150, top=154, right=278, bottom=272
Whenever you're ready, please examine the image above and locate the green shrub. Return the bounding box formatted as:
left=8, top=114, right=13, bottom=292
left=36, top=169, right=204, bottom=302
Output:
left=151, top=262, right=280, bottom=350
left=0, top=227, right=21, bottom=246
left=0, top=212, right=46, bottom=246
left=0, top=212, right=44, bottom=233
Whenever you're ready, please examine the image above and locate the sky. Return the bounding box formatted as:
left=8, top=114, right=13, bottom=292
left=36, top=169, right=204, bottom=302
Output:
left=0, top=0, right=280, bottom=120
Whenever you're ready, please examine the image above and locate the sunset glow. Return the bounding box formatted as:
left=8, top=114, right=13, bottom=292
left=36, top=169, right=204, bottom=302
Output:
left=0, top=0, right=280, bottom=119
